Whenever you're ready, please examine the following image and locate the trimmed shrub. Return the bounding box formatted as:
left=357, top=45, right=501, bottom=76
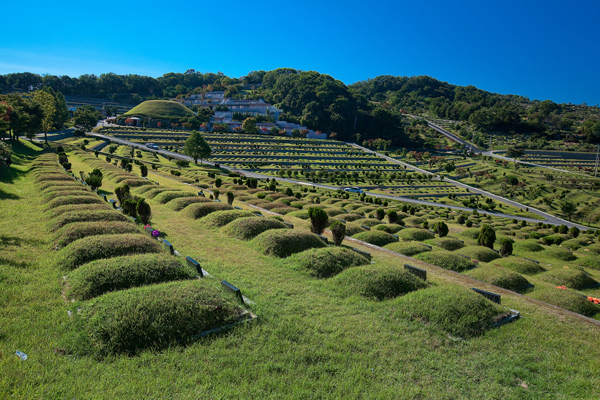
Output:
left=252, top=230, right=326, bottom=257
left=395, top=285, right=504, bottom=337
left=51, top=210, right=130, bottom=231
left=540, top=269, right=597, bottom=289
left=169, top=196, right=212, bottom=211
left=529, top=288, right=600, bottom=317
left=308, top=207, right=328, bottom=234
left=136, top=198, right=152, bottom=224
left=477, top=224, right=496, bottom=249
left=183, top=202, right=233, bottom=219
left=331, top=266, right=428, bottom=300
left=415, top=250, right=474, bottom=272
left=54, top=221, right=139, bottom=248
left=492, top=257, right=546, bottom=275
left=459, top=246, right=501, bottom=262
left=433, top=221, right=449, bottom=237
left=72, top=280, right=244, bottom=356
left=352, top=230, right=398, bottom=247
left=200, top=210, right=256, bottom=228
left=222, top=217, right=287, bottom=240
left=466, top=267, right=532, bottom=293
left=397, top=228, right=434, bottom=242
left=45, top=195, right=104, bottom=210
left=329, top=220, right=346, bottom=246
left=54, top=234, right=162, bottom=270
left=154, top=191, right=196, bottom=204
left=499, top=238, right=513, bottom=257
left=384, top=242, right=431, bottom=257
left=290, top=247, right=369, bottom=278
left=66, top=254, right=196, bottom=300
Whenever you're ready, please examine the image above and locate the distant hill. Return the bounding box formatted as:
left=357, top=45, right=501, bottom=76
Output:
left=121, top=100, right=194, bottom=120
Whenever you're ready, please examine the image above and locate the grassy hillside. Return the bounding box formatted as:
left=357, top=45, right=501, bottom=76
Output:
left=122, top=100, right=194, bottom=120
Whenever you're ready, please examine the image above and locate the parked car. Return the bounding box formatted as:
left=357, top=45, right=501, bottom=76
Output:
left=343, top=187, right=364, bottom=194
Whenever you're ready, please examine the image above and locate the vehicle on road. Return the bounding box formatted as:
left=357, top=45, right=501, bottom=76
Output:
left=343, top=187, right=364, bottom=194
left=146, top=143, right=159, bottom=150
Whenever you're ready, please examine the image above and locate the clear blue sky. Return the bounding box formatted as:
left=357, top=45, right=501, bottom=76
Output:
left=2, top=0, right=598, bottom=105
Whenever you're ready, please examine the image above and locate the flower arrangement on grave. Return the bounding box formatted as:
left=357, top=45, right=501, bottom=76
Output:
left=151, top=230, right=160, bottom=237
left=556, top=285, right=567, bottom=290
left=587, top=296, right=600, bottom=304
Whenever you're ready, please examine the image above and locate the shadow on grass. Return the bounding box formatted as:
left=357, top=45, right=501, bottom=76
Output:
left=0, top=188, right=20, bottom=200
left=0, top=256, right=29, bottom=269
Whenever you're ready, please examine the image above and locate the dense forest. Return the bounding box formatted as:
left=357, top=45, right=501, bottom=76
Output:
left=2, top=70, right=599, bottom=145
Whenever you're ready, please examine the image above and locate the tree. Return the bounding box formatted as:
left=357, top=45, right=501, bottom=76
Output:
left=308, top=207, right=328, bottom=234
left=0, top=142, right=12, bottom=167
left=477, top=224, right=496, bottom=249
left=559, top=200, right=577, bottom=220
left=506, top=147, right=525, bottom=161
left=84, top=168, right=103, bottom=190
left=433, top=221, right=449, bottom=237
left=387, top=210, right=398, bottom=224
left=136, top=198, right=152, bottom=224
left=140, top=164, right=148, bottom=177
left=73, top=105, right=100, bottom=132
left=242, top=117, right=258, bottom=134
left=499, top=238, right=513, bottom=257
left=375, top=208, right=385, bottom=221
left=226, top=191, right=234, bottom=205
left=569, top=226, right=580, bottom=238
left=32, top=90, right=56, bottom=144
left=184, top=130, right=211, bottom=164
left=329, top=220, right=346, bottom=246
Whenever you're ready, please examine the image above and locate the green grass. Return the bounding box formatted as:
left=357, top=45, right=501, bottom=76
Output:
left=352, top=230, right=398, bottom=247
left=183, top=202, right=233, bottom=219
left=289, top=247, right=370, bottom=278
left=251, top=230, right=327, bottom=257
left=50, top=209, right=130, bottom=230
left=397, top=228, right=435, bottom=242
left=199, top=210, right=256, bottom=229
left=66, top=253, right=197, bottom=300
left=221, top=217, right=287, bottom=240
left=53, top=221, right=140, bottom=248
left=466, top=266, right=533, bottom=293
left=69, top=279, right=245, bottom=357
left=529, top=288, right=600, bottom=317
left=384, top=242, right=432, bottom=256
left=490, top=257, right=546, bottom=275
left=540, top=269, right=598, bottom=289
left=153, top=191, right=197, bottom=204
left=458, top=246, right=501, bottom=262
left=122, top=100, right=194, bottom=120
left=415, top=250, right=475, bottom=272
left=168, top=196, right=213, bottom=211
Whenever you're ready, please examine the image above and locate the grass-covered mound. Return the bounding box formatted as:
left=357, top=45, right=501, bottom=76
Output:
left=403, top=217, right=427, bottom=227
left=200, top=210, right=256, bottom=228
left=577, top=255, right=600, bottom=270
left=144, top=187, right=176, bottom=199
left=428, top=238, right=464, bottom=251
left=122, top=100, right=194, bottom=120
left=330, top=266, right=428, bottom=300
left=45, top=195, right=104, bottom=210
left=544, top=248, right=577, bottom=262
left=45, top=203, right=111, bottom=219
left=71, top=280, right=245, bottom=357
left=289, top=247, right=370, bottom=278
left=54, top=221, right=140, bottom=248
left=38, top=181, right=82, bottom=191
left=491, top=257, right=546, bottom=275
left=414, top=250, right=475, bottom=272
left=340, top=213, right=363, bottom=222
left=397, top=228, right=434, bottom=242
left=116, top=179, right=154, bottom=188
left=540, top=269, right=598, bottom=289
left=458, top=246, right=501, bottom=262
left=373, top=224, right=404, bottom=234
left=34, top=173, right=75, bottom=184
left=458, top=228, right=481, bottom=240
left=66, top=254, right=197, bottom=300
left=529, top=288, right=600, bottom=317
left=51, top=210, right=130, bottom=230
left=514, top=240, right=545, bottom=252
left=153, top=191, right=197, bottom=204
left=560, top=238, right=589, bottom=251
left=466, top=266, right=532, bottom=293
left=251, top=230, right=326, bottom=258
left=55, top=234, right=163, bottom=270
left=270, top=206, right=298, bottom=215
left=354, top=219, right=381, bottom=228
left=169, top=196, right=212, bottom=211
left=43, top=187, right=92, bottom=202
left=287, top=210, right=309, bottom=220
left=394, top=285, right=505, bottom=338
left=384, top=242, right=432, bottom=257
left=183, top=202, right=233, bottom=219
left=344, top=223, right=366, bottom=236
left=222, top=218, right=287, bottom=240
left=582, top=243, right=600, bottom=254
left=352, top=230, right=398, bottom=247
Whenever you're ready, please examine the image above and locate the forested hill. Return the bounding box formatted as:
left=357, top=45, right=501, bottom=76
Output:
left=350, top=75, right=600, bottom=142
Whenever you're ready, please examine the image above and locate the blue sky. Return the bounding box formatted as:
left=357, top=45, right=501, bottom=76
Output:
left=1, top=0, right=598, bottom=105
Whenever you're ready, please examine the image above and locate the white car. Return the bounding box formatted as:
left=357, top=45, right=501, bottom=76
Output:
left=343, top=187, right=364, bottom=194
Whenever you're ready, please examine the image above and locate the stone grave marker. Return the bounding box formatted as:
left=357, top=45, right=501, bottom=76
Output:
left=162, top=239, right=174, bottom=255
left=186, top=256, right=203, bottom=277
left=361, top=225, right=371, bottom=231
left=471, top=288, right=501, bottom=304
left=404, top=264, right=426, bottom=280
left=221, top=280, right=244, bottom=304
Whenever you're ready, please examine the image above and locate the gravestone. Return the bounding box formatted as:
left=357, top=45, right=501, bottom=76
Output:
left=338, top=219, right=346, bottom=223
left=214, top=199, right=221, bottom=202
left=162, top=239, right=174, bottom=255
left=351, top=248, right=371, bottom=261
left=391, top=234, right=399, bottom=242
left=471, top=288, right=501, bottom=304
left=361, top=225, right=371, bottom=231
left=101, top=194, right=108, bottom=202
left=234, top=206, right=242, bottom=210
left=144, top=226, right=154, bottom=236
left=198, top=191, right=205, bottom=197
left=404, top=264, right=426, bottom=280
left=221, top=280, right=244, bottom=304
left=456, top=253, right=470, bottom=259
left=419, top=243, right=432, bottom=249
left=315, top=234, right=328, bottom=244
left=109, top=199, right=117, bottom=209
left=253, top=212, right=263, bottom=217
left=282, top=222, right=294, bottom=229
left=523, top=257, right=539, bottom=264
left=186, top=256, right=203, bottom=277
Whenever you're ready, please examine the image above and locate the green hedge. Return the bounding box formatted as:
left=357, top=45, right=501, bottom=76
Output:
left=55, top=233, right=162, bottom=270
left=183, top=202, right=233, bottom=219
left=66, top=254, right=197, bottom=300
left=252, top=230, right=326, bottom=257
left=394, top=285, right=505, bottom=338
left=290, top=247, right=369, bottom=278
left=54, top=221, right=140, bottom=248
left=373, top=224, right=404, bottom=234
left=72, top=280, right=244, bottom=356
left=331, top=266, right=428, bottom=300
left=222, top=218, right=287, bottom=240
